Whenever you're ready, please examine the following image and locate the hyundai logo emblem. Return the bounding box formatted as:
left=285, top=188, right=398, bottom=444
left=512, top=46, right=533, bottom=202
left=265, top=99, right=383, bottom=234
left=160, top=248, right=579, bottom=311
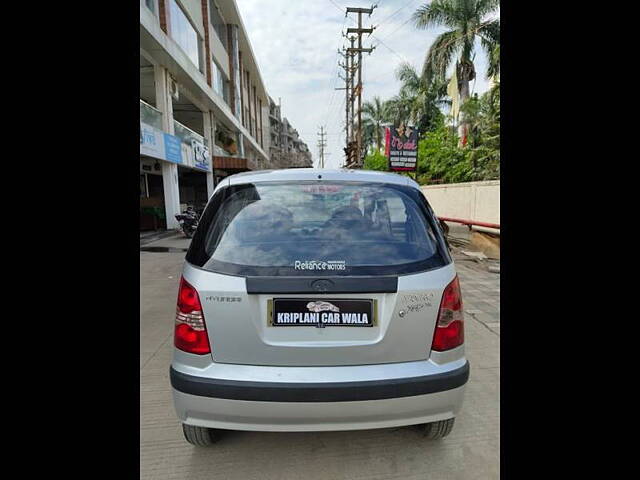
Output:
left=310, top=279, right=334, bottom=292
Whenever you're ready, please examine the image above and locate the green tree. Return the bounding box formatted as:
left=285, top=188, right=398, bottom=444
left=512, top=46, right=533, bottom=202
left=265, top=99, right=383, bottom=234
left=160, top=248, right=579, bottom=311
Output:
left=413, top=0, right=499, bottom=137
left=461, top=83, right=500, bottom=179
left=392, top=62, right=448, bottom=134
left=362, top=96, right=388, bottom=153
left=459, top=93, right=483, bottom=148
left=487, top=44, right=500, bottom=80
left=384, top=90, right=414, bottom=128
left=417, top=119, right=472, bottom=184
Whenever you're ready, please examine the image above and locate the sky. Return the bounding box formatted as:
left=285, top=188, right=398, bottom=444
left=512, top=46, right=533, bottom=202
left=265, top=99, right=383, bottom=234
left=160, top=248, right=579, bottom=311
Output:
left=236, top=0, right=496, bottom=169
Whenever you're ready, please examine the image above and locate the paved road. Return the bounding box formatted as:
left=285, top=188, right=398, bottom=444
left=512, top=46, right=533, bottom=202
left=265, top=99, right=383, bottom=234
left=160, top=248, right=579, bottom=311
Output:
left=140, top=234, right=499, bottom=480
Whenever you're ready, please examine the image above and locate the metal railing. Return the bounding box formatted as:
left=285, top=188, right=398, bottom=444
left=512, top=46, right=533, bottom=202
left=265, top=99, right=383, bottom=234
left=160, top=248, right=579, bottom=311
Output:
left=438, top=217, right=500, bottom=230
left=139, top=100, right=163, bottom=130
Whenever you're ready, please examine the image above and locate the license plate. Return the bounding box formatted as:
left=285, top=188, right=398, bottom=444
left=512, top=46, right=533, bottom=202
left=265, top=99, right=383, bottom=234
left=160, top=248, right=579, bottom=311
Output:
left=270, top=298, right=375, bottom=327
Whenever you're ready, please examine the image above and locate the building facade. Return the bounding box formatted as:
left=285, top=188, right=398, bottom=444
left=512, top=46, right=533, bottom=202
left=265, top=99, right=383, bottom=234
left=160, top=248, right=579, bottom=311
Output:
left=268, top=97, right=313, bottom=169
left=140, top=0, right=272, bottom=230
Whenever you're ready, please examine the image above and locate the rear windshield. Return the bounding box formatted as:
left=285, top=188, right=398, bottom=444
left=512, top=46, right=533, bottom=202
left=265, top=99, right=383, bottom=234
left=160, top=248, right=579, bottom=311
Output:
left=187, top=181, right=448, bottom=276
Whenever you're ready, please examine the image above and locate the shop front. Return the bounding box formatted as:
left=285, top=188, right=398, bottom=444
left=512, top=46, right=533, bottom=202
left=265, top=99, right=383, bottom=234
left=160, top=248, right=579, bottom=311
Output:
left=212, top=126, right=249, bottom=183
left=174, top=122, right=213, bottom=215
left=140, top=120, right=183, bottom=231
left=140, top=158, right=166, bottom=230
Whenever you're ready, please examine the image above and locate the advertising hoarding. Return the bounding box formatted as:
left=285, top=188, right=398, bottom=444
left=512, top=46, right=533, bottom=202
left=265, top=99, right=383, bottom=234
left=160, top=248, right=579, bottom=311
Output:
left=386, top=124, right=418, bottom=172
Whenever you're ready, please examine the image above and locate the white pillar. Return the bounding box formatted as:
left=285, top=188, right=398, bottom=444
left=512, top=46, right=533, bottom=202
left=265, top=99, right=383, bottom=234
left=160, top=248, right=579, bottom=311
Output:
left=203, top=111, right=216, bottom=199
left=238, top=132, right=245, bottom=158
left=206, top=172, right=215, bottom=199
left=162, top=162, right=181, bottom=229
left=154, top=65, right=175, bottom=134
left=154, top=64, right=181, bottom=229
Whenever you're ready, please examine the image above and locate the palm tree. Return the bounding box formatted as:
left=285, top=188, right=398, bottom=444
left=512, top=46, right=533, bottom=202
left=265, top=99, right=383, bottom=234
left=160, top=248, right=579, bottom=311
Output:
left=413, top=0, right=499, bottom=140
left=362, top=120, right=374, bottom=155
left=459, top=87, right=500, bottom=178
left=384, top=90, right=414, bottom=128
left=393, top=62, right=449, bottom=133
left=487, top=44, right=500, bottom=80
left=362, top=96, right=388, bottom=153
left=459, top=94, right=483, bottom=148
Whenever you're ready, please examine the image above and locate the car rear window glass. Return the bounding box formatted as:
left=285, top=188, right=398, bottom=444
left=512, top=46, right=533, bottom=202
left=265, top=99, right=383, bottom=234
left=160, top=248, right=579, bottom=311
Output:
left=187, top=181, right=448, bottom=276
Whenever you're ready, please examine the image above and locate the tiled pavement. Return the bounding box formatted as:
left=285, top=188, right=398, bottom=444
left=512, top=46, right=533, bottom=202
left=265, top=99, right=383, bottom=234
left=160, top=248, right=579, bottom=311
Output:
left=140, top=239, right=500, bottom=480
left=454, top=254, right=501, bottom=337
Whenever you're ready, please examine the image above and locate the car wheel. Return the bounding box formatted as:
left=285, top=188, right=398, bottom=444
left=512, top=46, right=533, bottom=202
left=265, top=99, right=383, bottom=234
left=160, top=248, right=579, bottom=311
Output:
left=182, top=423, right=219, bottom=446
left=424, top=418, right=455, bottom=440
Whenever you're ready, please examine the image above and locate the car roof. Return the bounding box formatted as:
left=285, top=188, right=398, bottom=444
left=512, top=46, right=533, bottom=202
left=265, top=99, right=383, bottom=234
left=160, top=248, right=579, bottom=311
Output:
left=223, top=168, right=419, bottom=189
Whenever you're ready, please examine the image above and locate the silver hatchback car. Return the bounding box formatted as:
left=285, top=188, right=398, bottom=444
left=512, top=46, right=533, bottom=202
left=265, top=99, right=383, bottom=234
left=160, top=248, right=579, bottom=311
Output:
left=170, top=169, right=469, bottom=445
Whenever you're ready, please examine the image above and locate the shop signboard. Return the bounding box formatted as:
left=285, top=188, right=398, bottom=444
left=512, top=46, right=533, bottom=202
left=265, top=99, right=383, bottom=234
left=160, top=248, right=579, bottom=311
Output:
left=192, top=139, right=210, bottom=171
left=163, top=133, right=182, bottom=164
left=140, top=122, right=165, bottom=160
left=386, top=124, right=418, bottom=172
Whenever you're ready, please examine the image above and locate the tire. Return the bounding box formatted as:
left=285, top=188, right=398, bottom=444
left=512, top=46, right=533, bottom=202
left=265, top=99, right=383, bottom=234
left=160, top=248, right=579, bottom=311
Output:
left=424, top=418, right=455, bottom=440
left=182, top=423, right=219, bottom=446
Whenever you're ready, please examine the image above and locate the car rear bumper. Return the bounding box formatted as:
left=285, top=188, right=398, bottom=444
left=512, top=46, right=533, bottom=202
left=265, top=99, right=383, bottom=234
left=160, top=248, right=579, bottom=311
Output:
left=170, top=360, right=469, bottom=432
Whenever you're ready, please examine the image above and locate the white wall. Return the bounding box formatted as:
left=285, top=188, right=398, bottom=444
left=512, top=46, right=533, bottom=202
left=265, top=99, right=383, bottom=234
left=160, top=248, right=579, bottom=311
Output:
left=421, top=180, right=500, bottom=225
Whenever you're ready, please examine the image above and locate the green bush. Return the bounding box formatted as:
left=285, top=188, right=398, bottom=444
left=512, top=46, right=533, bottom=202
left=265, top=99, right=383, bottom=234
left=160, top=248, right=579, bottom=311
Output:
left=363, top=151, right=388, bottom=171
left=416, top=122, right=472, bottom=184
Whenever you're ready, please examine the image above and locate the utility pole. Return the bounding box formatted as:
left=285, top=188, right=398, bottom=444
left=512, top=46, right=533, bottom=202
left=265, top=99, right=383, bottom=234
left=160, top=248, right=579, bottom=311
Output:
left=337, top=50, right=350, bottom=149
left=317, top=126, right=327, bottom=168
left=348, top=35, right=356, bottom=147
left=336, top=36, right=356, bottom=159
left=345, top=5, right=376, bottom=168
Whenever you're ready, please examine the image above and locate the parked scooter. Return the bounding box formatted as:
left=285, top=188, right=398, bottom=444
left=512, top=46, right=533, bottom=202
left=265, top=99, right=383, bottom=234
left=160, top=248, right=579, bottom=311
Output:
left=175, top=206, right=199, bottom=239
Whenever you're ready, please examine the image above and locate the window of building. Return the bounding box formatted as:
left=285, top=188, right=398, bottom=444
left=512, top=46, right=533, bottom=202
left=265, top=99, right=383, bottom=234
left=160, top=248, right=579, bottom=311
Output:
left=258, top=98, right=263, bottom=148
left=208, top=0, right=228, bottom=52
left=144, top=0, right=157, bottom=15
left=223, top=80, right=230, bottom=104
left=169, top=0, right=202, bottom=71
left=244, top=70, right=251, bottom=132
left=211, top=60, right=227, bottom=101
left=253, top=86, right=258, bottom=141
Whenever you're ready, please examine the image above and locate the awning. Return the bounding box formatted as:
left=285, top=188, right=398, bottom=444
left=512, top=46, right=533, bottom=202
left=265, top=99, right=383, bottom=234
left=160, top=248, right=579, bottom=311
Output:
left=213, top=156, right=249, bottom=170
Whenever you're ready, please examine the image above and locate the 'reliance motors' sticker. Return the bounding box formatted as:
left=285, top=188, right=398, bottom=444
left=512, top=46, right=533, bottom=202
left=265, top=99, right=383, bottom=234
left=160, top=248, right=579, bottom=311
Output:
left=300, top=185, right=342, bottom=194
left=294, top=260, right=346, bottom=271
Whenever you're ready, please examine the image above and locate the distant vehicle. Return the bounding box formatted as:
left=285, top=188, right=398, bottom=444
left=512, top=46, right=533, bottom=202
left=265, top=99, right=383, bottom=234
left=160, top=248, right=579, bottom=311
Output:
left=170, top=168, right=468, bottom=446
left=175, top=206, right=199, bottom=238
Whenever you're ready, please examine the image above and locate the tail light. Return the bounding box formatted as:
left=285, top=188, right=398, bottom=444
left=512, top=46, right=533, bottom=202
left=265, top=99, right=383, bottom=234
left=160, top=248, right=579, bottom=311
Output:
left=432, top=276, right=464, bottom=351
left=174, top=276, right=211, bottom=355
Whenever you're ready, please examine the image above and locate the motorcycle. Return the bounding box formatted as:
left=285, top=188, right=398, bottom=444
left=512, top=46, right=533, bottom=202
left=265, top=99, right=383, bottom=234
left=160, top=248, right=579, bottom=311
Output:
left=175, top=206, right=200, bottom=239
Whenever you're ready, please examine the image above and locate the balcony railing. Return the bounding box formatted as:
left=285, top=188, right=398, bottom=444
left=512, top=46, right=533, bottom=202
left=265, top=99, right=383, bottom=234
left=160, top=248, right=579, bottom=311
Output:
left=140, top=100, right=163, bottom=130
left=173, top=119, right=206, bottom=146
